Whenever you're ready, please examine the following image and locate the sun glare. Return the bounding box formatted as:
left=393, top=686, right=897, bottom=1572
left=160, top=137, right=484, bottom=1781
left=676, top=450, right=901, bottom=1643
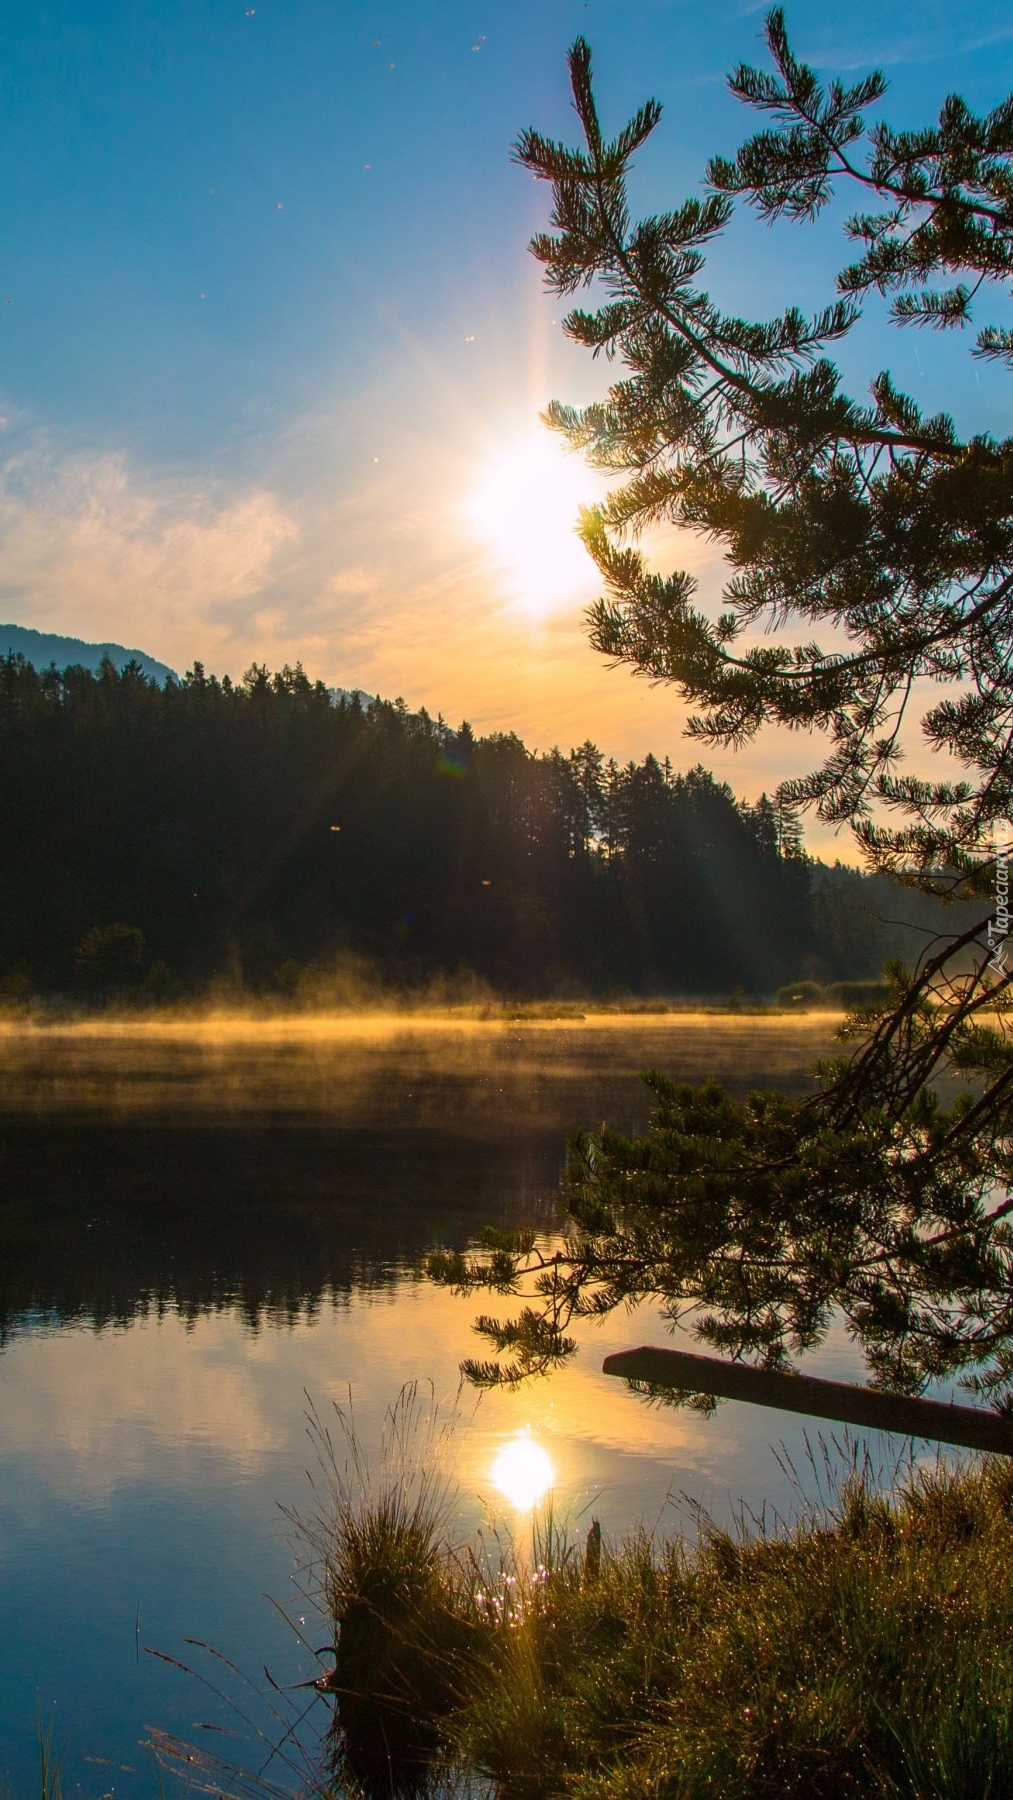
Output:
left=490, top=1433, right=555, bottom=1510
left=465, top=431, right=597, bottom=615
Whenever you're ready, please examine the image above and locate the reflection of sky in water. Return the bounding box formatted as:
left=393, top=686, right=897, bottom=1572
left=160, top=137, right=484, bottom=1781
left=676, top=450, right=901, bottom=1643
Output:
left=1, top=1291, right=879, bottom=1792
left=2, top=1015, right=883, bottom=1794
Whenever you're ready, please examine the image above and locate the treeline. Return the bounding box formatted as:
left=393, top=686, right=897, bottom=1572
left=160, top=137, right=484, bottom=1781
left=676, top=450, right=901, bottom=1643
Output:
left=0, top=653, right=956, bottom=999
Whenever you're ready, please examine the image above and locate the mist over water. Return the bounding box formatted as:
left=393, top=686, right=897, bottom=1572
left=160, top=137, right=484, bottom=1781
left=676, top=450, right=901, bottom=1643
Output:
left=1, top=1014, right=867, bottom=1795
left=0, top=1007, right=838, bottom=1121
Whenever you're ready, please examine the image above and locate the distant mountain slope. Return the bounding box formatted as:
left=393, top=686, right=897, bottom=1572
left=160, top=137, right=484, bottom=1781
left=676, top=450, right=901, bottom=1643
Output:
left=0, top=623, right=177, bottom=685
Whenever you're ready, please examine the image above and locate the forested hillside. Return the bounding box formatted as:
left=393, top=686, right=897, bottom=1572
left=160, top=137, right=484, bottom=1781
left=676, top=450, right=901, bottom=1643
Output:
left=0, top=653, right=954, bottom=1000
left=0, top=623, right=176, bottom=684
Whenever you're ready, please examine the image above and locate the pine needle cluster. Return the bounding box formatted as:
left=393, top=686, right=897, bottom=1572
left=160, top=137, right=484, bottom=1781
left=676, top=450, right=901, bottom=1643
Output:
left=428, top=13, right=1013, bottom=1406
left=515, top=10, right=1013, bottom=867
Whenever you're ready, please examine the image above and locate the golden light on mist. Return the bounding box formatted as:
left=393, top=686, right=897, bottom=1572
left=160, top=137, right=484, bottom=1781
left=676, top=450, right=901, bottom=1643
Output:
left=490, top=1433, right=555, bottom=1510
left=464, top=430, right=596, bottom=614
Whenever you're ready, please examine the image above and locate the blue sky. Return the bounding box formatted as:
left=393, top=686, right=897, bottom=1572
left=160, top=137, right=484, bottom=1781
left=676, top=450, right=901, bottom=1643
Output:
left=2, top=0, right=1012, bottom=826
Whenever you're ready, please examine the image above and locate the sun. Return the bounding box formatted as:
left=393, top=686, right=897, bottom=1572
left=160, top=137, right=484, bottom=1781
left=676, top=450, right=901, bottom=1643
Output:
left=490, top=1433, right=555, bottom=1510
left=464, top=429, right=598, bottom=615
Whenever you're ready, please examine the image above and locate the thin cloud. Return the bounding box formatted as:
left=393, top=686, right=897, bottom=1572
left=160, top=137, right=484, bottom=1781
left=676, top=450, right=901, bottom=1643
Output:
left=0, top=404, right=839, bottom=823
left=0, top=433, right=298, bottom=675
left=961, top=24, right=1013, bottom=52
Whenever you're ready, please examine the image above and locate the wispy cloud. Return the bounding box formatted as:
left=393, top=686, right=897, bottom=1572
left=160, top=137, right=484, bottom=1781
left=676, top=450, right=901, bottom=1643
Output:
left=0, top=397, right=817, bottom=807
left=727, top=5, right=1010, bottom=75
left=961, top=23, right=1013, bottom=53
left=0, top=432, right=297, bottom=675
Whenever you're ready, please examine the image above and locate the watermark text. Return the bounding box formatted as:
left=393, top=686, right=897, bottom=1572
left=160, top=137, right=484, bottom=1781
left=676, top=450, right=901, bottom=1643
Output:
left=989, top=827, right=1011, bottom=974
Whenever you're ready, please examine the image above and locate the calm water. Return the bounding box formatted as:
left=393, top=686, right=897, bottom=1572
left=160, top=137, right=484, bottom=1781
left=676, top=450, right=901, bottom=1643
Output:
left=1, top=1012, right=883, bottom=1795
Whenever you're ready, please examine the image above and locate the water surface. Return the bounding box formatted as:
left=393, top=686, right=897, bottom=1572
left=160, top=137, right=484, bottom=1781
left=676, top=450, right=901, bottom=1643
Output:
left=2, top=1014, right=878, bottom=1794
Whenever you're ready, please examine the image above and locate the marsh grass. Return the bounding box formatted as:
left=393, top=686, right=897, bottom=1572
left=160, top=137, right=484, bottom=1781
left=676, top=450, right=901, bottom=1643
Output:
left=4, top=1723, right=93, bottom=1800
left=147, top=1402, right=1013, bottom=1800
left=290, top=1385, right=490, bottom=1800
left=310, top=1437, right=1013, bottom=1800
left=35, top=1725, right=66, bottom=1800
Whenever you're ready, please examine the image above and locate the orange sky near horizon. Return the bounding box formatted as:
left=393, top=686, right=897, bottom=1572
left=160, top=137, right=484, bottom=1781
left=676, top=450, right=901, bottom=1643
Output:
left=2, top=0, right=1009, bottom=874
left=0, top=390, right=861, bottom=862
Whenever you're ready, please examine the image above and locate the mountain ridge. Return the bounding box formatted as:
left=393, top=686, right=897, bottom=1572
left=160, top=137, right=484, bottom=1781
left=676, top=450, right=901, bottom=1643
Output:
left=0, top=623, right=177, bottom=685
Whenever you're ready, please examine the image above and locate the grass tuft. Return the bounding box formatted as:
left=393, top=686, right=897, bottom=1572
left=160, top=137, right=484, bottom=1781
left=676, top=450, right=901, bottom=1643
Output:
left=319, top=1451, right=1013, bottom=1800
left=299, top=1384, right=489, bottom=1800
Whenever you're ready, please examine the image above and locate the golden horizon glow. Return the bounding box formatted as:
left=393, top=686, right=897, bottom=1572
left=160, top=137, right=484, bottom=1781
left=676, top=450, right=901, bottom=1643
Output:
left=490, top=1432, right=555, bottom=1510
left=464, top=430, right=598, bottom=615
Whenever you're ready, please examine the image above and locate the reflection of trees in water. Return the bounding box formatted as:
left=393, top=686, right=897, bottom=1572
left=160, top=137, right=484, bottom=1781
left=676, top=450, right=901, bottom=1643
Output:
left=0, top=1022, right=833, bottom=1341
left=0, top=1122, right=560, bottom=1342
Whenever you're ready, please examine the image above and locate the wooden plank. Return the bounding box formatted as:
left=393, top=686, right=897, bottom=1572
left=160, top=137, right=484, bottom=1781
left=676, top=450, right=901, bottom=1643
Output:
left=601, top=1345, right=1013, bottom=1455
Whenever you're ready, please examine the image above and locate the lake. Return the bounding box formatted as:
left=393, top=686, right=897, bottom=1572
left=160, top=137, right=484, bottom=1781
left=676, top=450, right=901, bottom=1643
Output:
left=1, top=1012, right=893, bottom=1795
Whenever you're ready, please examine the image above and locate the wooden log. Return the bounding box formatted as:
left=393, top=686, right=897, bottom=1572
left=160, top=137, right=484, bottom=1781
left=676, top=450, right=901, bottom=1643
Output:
left=601, top=1345, right=1013, bottom=1455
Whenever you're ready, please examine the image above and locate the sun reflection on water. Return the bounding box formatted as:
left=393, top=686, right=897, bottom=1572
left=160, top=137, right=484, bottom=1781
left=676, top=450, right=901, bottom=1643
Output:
left=490, top=1433, right=555, bottom=1510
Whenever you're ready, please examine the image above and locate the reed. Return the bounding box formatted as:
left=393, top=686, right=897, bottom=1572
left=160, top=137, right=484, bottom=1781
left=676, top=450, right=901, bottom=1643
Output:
left=322, top=1450, right=1013, bottom=1800
left=295, top=1385, right=489, bottom=1800
left=150, top=1404, right=1013, bottom=1799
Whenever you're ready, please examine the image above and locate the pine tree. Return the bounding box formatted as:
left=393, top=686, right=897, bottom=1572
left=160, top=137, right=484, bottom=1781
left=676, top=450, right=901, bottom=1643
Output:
left=515, top=13, right=1013, bottom=873
left=427, top=14, right=1013, bottom=1407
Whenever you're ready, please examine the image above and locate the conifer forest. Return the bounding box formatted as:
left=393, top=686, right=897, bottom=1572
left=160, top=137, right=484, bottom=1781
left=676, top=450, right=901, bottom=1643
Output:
left=0, top=651, right=941, bottom=1001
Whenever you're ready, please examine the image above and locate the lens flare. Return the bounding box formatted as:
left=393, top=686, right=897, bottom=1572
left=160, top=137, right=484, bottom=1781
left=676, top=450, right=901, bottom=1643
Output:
left=490, top=1434, right=555, bottom=1510
left=464, top=431, right=596, bottom=614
